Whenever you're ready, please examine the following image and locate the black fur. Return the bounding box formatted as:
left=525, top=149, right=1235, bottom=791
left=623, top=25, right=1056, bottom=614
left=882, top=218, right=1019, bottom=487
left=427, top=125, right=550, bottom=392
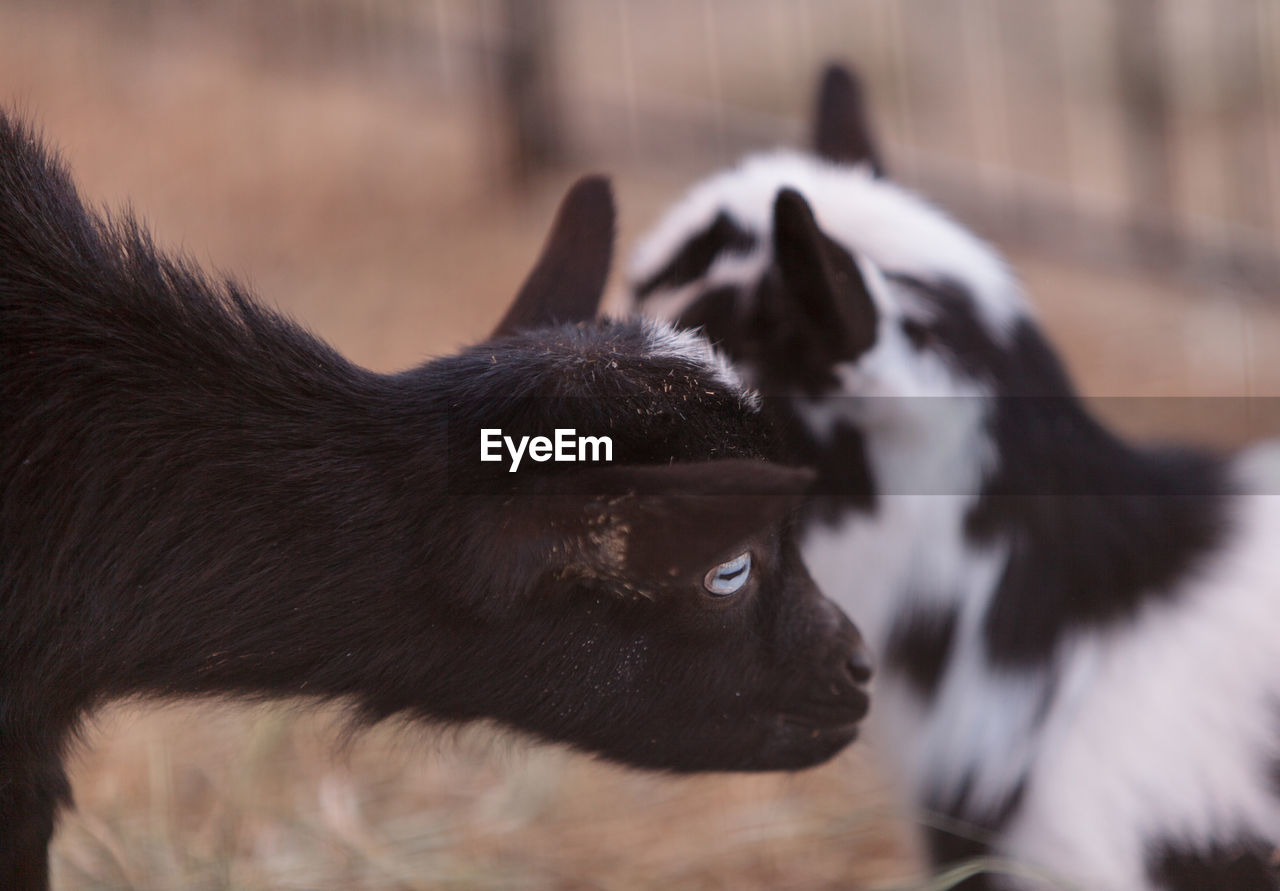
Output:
left=886, top=277, right=1231, bottom=669
left=0, top=113, right=872, bottom=889
left=491, top=174, right=614, bottom=336
left=813, top=63, right=886, bottom=176
left=687, top=191, right=881, bottom=403
left=675, top=285, right=743, bottom=355
left=1146, top=837, right=1280, bottom=890
left=633, top=210, right=756, bottom=299
left=786, top=417, right=878, bottom=523
left=766, top=189, right=879, bottom=386
left=883, top=604, right=958, bottom=702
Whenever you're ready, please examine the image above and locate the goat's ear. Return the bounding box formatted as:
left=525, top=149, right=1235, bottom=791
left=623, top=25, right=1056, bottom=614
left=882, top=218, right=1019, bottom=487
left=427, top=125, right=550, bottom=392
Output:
left=770, top=188, right=878, bottom=361
left=812, top=62, right=886, bottom=176
left=570, top=459, right=815, bottom=582
left=491, top=175, right=615, bottom=337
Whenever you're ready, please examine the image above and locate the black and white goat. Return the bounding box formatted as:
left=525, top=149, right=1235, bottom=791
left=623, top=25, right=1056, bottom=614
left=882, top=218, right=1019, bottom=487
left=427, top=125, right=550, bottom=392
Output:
left=628, top=65, right=1280, bottom=890
left=0, top=112, right=873, bottom=890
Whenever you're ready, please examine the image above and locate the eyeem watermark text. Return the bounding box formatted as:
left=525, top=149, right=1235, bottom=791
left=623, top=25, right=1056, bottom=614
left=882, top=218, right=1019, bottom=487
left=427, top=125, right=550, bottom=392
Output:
left=480, top=428, right=613, bottom=473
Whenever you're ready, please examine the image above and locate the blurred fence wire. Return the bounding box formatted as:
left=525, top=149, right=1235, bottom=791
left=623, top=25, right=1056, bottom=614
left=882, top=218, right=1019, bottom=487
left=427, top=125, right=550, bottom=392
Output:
left=42, top=0, right=1280, bottom=297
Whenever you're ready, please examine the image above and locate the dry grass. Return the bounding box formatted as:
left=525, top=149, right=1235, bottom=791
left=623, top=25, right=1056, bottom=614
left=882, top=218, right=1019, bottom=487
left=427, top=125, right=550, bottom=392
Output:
left=56, top=704, right=916, bottom=890
left=4, top=3, right=1278, bottom=889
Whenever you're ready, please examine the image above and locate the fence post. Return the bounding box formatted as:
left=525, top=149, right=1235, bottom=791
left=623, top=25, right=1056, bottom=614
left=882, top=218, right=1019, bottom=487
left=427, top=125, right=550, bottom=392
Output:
left=1217, top=2, right=1274, bottom=235
left=1115, top=0, right=1178, bottom=262
left=498, top=0, right=564, bottom=188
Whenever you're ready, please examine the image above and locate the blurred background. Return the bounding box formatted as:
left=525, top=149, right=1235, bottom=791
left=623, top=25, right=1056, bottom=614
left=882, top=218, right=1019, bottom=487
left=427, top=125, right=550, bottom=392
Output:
left=4, top=0, right=1277, bottom=887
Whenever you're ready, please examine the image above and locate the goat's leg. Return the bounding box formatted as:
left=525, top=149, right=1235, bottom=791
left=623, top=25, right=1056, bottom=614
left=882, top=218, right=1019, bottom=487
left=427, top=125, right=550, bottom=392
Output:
left=0, top=747, right=71, bottom=891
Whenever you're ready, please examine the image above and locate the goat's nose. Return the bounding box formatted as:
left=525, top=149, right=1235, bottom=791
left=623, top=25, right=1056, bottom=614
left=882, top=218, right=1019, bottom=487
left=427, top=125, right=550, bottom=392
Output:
left=845, top=648, right=873, bottom=685
left=827, top=605, right=872, bottom=684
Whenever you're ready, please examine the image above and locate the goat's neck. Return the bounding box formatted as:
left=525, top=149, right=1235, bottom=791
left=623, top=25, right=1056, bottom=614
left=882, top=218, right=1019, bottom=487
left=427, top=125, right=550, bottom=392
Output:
left=800, top=408, right=993, bottom=649
left=16, top=335, right=485, bottom=711
left=879, top=400, right=992, bottom=576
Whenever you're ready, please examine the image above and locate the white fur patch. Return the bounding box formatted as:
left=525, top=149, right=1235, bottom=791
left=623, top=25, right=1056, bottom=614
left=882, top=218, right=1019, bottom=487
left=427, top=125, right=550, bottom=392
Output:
left=628, top=150, right=1026, bottom=336
left=638, top=319, right=759, bottom=409
left=1001, top=486, right=1280, bottom=889
left=813, top=458, right=1280, bottom=890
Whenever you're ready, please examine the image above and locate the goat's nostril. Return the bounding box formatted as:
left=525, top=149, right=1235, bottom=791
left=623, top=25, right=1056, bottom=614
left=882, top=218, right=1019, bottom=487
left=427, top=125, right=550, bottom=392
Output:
left=845, top=651, right=873, bottom=685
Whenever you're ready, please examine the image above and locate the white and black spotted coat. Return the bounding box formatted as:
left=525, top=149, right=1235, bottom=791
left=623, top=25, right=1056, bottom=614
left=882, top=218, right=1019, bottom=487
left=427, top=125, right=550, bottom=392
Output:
left=629, top=150, right=1280, bottom=891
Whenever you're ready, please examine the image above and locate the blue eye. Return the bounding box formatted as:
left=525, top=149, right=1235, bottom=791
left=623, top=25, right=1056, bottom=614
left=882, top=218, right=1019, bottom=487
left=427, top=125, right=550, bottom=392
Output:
left=703, top=552, right=751, bottom=596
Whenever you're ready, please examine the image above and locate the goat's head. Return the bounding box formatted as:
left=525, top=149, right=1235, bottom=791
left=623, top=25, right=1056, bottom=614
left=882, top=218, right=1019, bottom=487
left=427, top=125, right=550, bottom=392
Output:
left=626, top=65, right=1045, bottom=496
left=402, top=177, right=871, bottom=771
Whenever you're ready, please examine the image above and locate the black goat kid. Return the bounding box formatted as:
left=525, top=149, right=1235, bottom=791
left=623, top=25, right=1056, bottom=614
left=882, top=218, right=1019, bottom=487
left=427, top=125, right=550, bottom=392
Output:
left=0, top=113, right=870, bottom=889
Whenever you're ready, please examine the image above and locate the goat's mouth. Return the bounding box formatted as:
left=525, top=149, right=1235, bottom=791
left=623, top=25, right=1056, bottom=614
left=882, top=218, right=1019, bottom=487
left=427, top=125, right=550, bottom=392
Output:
left=778, top=686, right=869, bottom=733
left=747, top=712, right=862, bottom=770
left=777, top=712, right=864, bottom=738
left=765, top=682, right=870, bottom=756
left=780, top=684, right=871, bottom=730
left=620, top=704, right=867, bottom=773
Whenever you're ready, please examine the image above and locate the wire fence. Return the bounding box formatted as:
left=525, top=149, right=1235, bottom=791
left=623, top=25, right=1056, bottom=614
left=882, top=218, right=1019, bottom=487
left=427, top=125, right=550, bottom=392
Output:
left=556, top=0, right=1280, bottom=296
left=38, top=0, right=1280, bottom=297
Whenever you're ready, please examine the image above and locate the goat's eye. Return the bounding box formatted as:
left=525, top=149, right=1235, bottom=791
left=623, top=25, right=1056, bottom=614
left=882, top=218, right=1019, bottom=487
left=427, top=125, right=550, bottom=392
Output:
left=703, top=552, right=751, bottom=596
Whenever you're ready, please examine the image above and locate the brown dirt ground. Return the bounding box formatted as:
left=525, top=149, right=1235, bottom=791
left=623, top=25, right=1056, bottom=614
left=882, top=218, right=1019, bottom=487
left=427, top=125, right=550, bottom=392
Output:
left=4, top=4, right=1277, bottom=889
